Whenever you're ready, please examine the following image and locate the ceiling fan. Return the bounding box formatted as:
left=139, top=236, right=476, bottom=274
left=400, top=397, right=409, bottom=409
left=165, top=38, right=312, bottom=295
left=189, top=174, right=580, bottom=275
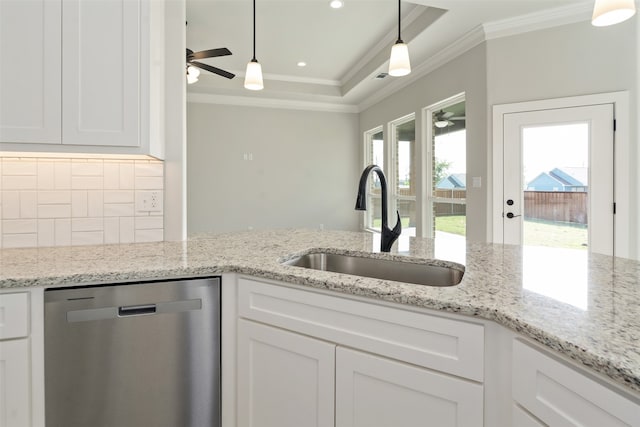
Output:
left=186, top=48, right=235, bottom=84
left=434, top=110, right=465, bottom=128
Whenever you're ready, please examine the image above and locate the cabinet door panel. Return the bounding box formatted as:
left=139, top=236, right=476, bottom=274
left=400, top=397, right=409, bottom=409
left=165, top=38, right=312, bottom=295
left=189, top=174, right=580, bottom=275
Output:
left=237, top=319, right=335, bottom=427
left=336, top=347, right=483, bottom=427
left=0, top=293, right=29, bottom=340
left=0, top=339, right=30, bottom=427
left=0, top=0, right=61, bottom=144
left=62, top=0, right=140, bottom=147
left=513, top=339, right=640, bottom=427
left=513, top=404, right=547, bottom=427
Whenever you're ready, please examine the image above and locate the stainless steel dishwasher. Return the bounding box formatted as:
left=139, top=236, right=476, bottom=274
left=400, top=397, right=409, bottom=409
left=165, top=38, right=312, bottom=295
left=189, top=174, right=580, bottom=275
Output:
left=44, top=277, right=221, bottom=427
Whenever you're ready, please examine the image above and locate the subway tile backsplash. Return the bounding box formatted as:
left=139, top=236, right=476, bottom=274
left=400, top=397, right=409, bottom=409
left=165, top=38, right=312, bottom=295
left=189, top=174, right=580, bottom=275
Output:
left=0, top=157, right=164, bottom=248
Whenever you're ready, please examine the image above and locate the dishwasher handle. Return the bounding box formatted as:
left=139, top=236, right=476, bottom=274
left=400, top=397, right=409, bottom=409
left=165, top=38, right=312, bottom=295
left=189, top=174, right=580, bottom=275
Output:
left=118, top=304, right=157, bottom=317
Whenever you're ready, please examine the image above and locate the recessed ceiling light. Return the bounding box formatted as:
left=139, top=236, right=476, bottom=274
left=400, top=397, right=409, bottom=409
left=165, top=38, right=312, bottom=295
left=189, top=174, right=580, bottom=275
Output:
left=329, top=0, right=344, bottom=9
left=297, top=61, right=307, bottom=67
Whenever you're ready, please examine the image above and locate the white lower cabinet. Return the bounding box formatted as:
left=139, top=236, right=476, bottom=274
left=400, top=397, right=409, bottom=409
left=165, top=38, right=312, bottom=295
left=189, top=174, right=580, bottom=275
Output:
left=236, top=278, right=485, bottom=427
left=0, top=290, right=41, bottom=427
left=512, top=339, right=640, bottom=427
left=335, top=347, right=483, bottom=427
left=0, top=339, right=30, bottom=427
left=237, top=319, right=336, bottom=427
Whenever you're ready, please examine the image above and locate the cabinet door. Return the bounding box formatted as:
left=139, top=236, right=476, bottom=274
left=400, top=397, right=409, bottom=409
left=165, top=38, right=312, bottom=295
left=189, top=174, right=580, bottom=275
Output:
left=513, top=404, right=547, bottom=427
left=62, top=0, right=140, bottom=147
left=0, top=0, right=61, bottom=144
left=336, top=347, right=483, bottom=427
left=237, top=319, right=335, bottom=427
left=0, top=339, right=31, bottom=427
left=513, top=340, right=640, bottom=427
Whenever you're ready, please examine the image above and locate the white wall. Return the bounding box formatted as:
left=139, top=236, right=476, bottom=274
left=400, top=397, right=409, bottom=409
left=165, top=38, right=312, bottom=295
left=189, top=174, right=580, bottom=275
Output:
left=187, top=103, right=360, bottom=234
left=359, top=44, right=488, bottom=242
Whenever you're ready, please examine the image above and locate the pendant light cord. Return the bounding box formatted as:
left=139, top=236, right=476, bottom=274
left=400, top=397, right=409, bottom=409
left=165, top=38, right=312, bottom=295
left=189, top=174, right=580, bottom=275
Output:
left=252, top=0, right=257, bottom=61
left=397, top=0, right=402, bottom=43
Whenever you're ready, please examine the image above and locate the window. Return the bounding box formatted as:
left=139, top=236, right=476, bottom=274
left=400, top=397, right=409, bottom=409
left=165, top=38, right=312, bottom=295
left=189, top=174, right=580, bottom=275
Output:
left=391, top=115, right=416, bottom=237
left=363, top=117, right=416, bottom=237
left=363, top=127, right=383, bottom=231
left=427, top=97, right=466, bottom=240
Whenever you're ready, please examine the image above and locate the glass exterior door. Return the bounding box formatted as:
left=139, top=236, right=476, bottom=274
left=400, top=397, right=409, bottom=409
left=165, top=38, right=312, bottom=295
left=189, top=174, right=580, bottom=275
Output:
left=502, top=104, right=614, bottom=255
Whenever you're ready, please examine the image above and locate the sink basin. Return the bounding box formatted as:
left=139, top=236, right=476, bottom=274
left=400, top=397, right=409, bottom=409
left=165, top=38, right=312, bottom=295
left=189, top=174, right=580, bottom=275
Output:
left=283, top=252, right=464, bottom=287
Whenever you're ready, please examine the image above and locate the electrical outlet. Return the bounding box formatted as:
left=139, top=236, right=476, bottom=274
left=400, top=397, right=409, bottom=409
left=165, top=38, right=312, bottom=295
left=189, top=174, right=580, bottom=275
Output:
left=136, top=191, right=163, bottom=212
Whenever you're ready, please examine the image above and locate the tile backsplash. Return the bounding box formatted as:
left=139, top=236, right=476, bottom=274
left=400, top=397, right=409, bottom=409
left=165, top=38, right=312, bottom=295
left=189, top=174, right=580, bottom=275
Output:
left=0, top=157, right=164, bottom=248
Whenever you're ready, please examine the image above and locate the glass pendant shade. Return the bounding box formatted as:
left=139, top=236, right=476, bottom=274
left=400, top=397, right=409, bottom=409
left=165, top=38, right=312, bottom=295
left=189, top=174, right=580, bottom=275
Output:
left=244, top=60, right=264, bottom=90
left=592, top=0, right=636, bottom=26
left=186, top=65, right=200, bottom=84
left=388, top=42, right=411, bottom=77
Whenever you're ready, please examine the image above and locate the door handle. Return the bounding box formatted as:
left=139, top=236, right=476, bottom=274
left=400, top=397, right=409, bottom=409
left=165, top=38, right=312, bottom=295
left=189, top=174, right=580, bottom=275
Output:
left=505, top=212, right=521, bottom=219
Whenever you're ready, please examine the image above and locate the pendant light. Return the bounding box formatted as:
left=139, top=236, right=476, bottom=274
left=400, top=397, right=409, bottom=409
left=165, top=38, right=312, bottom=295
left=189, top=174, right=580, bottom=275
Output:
left=244, top=0, right=264, bottom=90
left=592, top=0, right=636, bottom=26
left=388, top=0, right=411, bottom=77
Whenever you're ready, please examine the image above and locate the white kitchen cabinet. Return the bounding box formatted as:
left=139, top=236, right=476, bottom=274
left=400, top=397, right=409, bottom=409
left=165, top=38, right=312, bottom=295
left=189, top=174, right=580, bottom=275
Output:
left=512, top=404, right=547, bottom=427
left=0, top=0, right=164, bottom=158
left=0, top=339, right=30, bottom=427
left=0, top=290, right=43, bottom=427
left=237, top=318, right=336, bottom=427
left=62, top=0, right=141, bottom=147
left=512, top=339, right=640, bottom=427
left=335, top=347, right=484, bottom=427
left=0, top=0, right=61, bottom=144
left=236, top=277, right=486, bottom=427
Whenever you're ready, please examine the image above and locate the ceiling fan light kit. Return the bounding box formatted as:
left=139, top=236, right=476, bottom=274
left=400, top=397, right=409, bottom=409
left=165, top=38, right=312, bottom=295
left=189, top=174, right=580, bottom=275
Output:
left=592, top=0, right=636, bottom=26
left=186, top=65, right=200, bottom=84
left=389, top=0, right=411, bottom=77
left=185, top=47, right=235, bottom=83
left=245, top=0, right=264, bottom=91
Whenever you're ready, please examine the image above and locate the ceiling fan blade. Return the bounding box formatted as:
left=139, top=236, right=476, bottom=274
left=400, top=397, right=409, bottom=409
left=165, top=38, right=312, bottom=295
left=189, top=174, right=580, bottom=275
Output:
left=450, top=116, right=466, bottom=120
left=441, top=111, right=455, bottom=119
left=191, top=48, right=232, bottom=60
left=191, top=61, right=235, bottom=79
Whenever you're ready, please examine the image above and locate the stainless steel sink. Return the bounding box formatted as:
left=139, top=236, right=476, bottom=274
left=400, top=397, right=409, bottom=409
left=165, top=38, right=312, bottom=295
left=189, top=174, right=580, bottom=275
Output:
left=283, top=252, right=464, bottom=287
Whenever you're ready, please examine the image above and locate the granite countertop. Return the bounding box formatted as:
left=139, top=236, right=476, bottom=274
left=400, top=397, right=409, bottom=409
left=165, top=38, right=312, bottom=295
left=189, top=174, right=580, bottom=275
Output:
left=0, top=228, right=638, bottom=394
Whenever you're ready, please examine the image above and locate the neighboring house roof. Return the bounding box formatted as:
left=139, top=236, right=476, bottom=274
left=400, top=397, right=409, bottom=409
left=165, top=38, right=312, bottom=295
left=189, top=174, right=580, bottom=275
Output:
left=549, top=167, right=588, bottom=187
left=526, top=167, right=588, bottom=191
left=436, top=173, right=466, bottom=189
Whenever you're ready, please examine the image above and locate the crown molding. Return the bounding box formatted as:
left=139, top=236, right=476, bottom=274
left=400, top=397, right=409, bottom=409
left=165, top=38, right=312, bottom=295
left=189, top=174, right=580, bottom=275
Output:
left=482, top=1, right=593, bottom=40
left=187, top=93, right=358, bottom=114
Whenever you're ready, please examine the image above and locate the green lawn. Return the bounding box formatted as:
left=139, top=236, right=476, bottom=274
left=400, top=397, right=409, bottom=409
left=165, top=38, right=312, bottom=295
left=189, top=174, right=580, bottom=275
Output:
left=374, top=215, right=588, bottom=250
left=435, top=215, right=466, bottom=236
left=522, top=218, right=588, bottom=250
left=436, top=215, right=588, bottom=250
left=372, top=217, right=412, bottom=228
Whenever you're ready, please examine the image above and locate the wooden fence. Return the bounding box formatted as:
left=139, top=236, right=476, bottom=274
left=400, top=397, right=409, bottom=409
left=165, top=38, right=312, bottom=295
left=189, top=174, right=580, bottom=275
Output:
left=434, top=189, right=466, bottom=216
left=524, top=191, right=587, bottom=224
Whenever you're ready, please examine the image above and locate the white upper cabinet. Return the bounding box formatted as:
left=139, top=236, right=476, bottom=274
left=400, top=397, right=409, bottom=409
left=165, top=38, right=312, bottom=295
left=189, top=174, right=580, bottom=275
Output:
left=0, top=0, right=62, bottom=144
left=62, top=0, right=140, bottom=147
left=0, top=0, right=164, bottom=158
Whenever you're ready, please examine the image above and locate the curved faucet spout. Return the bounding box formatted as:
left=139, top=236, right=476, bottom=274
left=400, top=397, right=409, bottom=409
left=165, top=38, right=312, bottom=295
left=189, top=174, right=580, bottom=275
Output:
left=355, top=165, right=402, bottom=252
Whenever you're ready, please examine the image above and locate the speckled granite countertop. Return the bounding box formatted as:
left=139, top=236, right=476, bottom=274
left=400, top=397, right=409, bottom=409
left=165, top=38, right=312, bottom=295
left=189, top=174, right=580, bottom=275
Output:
left=0, top=229, right=638, bottom=394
